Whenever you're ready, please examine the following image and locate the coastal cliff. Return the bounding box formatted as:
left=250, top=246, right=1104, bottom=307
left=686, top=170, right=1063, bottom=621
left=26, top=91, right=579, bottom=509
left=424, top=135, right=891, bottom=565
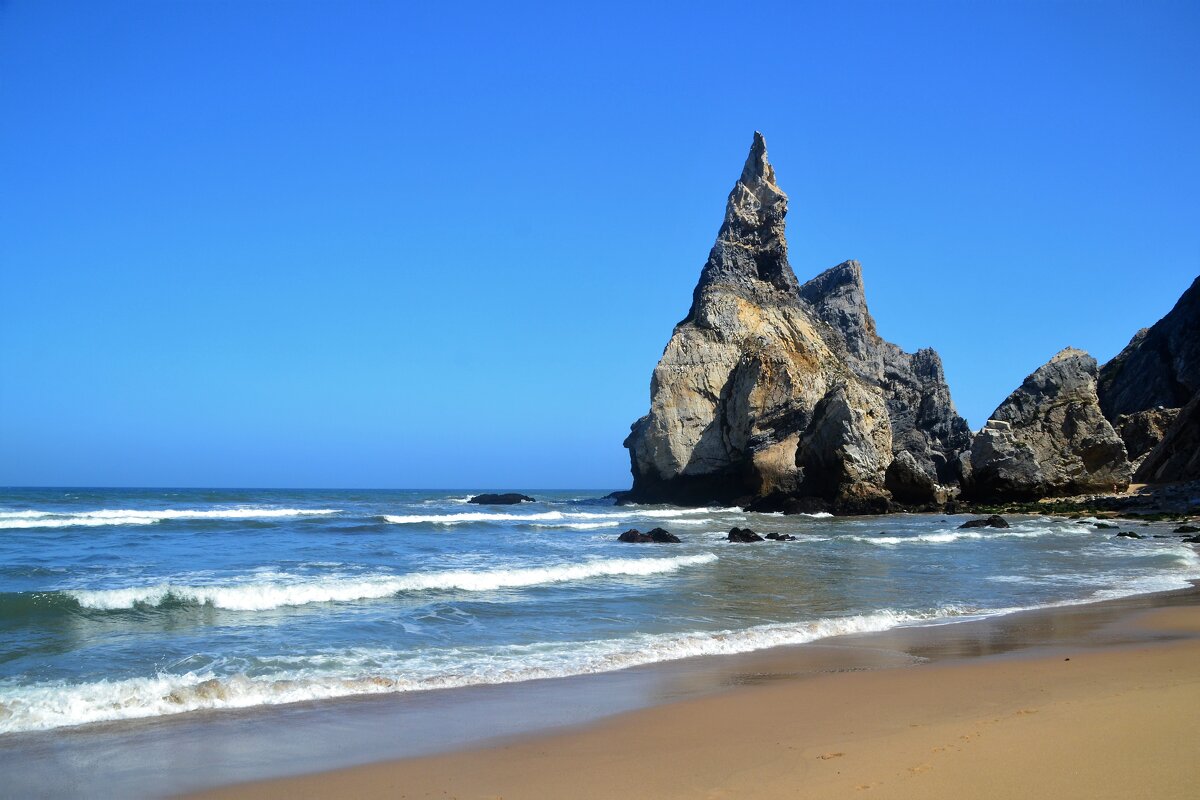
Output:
left=623, top=133, right=1198, bottom=512
left=624, top=133, right=965, bottom=511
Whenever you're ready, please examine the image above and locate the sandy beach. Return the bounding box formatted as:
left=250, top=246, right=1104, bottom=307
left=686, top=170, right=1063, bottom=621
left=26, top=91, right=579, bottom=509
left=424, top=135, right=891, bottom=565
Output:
left=190, top=588, right=1200, bottom=800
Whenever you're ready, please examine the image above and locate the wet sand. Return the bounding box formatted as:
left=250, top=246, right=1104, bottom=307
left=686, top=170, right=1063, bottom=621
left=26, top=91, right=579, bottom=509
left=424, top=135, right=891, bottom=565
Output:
left=189, top=587, right=1200, bottom=799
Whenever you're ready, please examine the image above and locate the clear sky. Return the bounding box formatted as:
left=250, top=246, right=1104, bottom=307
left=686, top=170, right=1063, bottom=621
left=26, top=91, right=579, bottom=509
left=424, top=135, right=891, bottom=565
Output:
left=2, top=1, right=1197, bottom=489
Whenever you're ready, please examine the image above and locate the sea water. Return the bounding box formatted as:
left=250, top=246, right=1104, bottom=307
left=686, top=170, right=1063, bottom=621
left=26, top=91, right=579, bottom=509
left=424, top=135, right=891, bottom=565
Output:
left=1, top=487, right=1197, bottom=735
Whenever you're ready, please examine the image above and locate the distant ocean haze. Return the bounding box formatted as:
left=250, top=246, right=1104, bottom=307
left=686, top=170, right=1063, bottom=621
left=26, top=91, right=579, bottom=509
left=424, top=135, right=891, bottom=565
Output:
left=0, top=488, right=1196, bottom=735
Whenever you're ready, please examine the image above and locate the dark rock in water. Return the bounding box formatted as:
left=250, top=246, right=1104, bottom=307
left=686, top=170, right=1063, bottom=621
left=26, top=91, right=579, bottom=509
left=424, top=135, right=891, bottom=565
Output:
left=1116, top=531, right=1143, bottom=539
left=618, top=528, right=680, bottom=543
left=764, top=532, right=796, bottom=541
left=646, top=527, right=681, bottom=543
left=1135, top=391, right=1200, bottom=484
left=622, top=132, right=967, bottom=512
left=727, top=526, right=764, bottom=543
left=604, top=490, right=634, bottom=504
left=1094, top=522, right=1119, bottom=530
left=959, top=515, right=1010, bottom=529
left=1183, top=535, right=1200, bottom=544
left=1174, top=525, right=1200, bottom=534
left=1098, top=275, right=1200, bottom=420
left=468, top=493, right=535, bottom=505
left=967, top=349, right=1131, bottom=500
left=1114, top=407, right=1180, bottom=470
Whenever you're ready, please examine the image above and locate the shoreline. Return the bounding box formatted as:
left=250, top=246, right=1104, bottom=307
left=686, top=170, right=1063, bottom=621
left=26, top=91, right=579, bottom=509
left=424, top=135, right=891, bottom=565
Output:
left=183, top=581, right=1200, bottom=799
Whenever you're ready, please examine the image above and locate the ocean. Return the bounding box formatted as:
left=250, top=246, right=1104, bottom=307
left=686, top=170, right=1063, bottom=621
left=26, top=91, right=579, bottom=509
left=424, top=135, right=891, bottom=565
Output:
left=1, top=488, right=1198, bottom=738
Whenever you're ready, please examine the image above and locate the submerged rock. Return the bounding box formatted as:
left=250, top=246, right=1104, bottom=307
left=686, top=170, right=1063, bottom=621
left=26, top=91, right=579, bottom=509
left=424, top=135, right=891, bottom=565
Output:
left=764, top=531, right=796, bottom=541
left=967, top=348, right=1131, bottom=500
left=727, top=526, right=764, bottom=543
left=959, top=515, right=1010, bottom=529
left=1116, top=531, right=1143, bottom=539
left=617, top=528, right=681, bottom=543
left=468, top=493, right=535, bottom=505
left=1174, top=525, right=1200, bottom=534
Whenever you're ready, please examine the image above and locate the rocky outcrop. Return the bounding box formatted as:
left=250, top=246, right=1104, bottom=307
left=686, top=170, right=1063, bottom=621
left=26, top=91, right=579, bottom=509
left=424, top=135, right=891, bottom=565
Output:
left=1098, top=276, right=1200, bottom=420
left=967, top=348, right=1131, bottom=500
left=623, top=133, right=968, bottom=512
left=469, top=493, right=535, bottom=505
left=1114, top=407, right=1180, bottom=470
left=1134, top=391, right=1200, bottom=484
left=798, top=261, right=972, bottom=484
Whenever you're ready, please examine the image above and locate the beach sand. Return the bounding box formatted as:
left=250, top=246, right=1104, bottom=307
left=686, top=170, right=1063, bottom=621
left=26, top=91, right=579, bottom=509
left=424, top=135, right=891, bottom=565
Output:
left=190, top=597, right=1200, bottom=800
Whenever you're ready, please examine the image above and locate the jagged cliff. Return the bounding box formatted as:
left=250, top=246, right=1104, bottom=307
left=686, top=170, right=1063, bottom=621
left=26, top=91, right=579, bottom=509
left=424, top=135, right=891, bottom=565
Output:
left=623, top=133, right=1197, bottom=510
left=624, top=133, right=967, bottom=511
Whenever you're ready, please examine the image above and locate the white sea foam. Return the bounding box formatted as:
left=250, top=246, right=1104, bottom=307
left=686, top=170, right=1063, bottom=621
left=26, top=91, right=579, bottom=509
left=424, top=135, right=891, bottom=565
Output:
left=846, top=529, right=1051, bottom=546
left=65, top=554, right=719, bottom=611
left=381, top=507, right=738, bottom=526
left=0, top=603, right=971, bottom=734
left=0, top=508, right=340, bottom=530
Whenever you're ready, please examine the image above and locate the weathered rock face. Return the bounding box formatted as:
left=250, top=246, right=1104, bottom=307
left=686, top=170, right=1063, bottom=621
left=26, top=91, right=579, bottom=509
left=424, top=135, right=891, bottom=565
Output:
left=1098, top=275, right=1200, bottom=420
left=1134, top=391, right=1200, bottom=483
left=967, top=348, right=1132, bottom=500
left=798, top=261, right=972, bottom=483
left=625, top=133, right=870, bottom=505
left=623, top=133, right=964, bottom=510
left=1114, top=407, right=1180, bottom=471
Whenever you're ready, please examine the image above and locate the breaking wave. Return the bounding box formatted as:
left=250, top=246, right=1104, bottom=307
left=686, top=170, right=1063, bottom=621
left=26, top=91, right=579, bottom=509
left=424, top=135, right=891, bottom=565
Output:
left=0, top=603, right=974, bottom=734
left=0, top=508, right=340, bottom=530
left=58, top=554, right=719, bottom=611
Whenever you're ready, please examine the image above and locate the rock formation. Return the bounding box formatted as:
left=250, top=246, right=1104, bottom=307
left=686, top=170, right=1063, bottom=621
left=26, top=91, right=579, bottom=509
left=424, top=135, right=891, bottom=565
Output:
left=1098, top=275, right=1200, bottom=420
left=1113, top=407, right=1180, bottom=471
left=798, top=261, right=972, bottom=486
left=1134, top=392, right=1200, bottom=483
left=967, top=348, right=1131, bottom=500
left=624, top=133, right=968, bottom=511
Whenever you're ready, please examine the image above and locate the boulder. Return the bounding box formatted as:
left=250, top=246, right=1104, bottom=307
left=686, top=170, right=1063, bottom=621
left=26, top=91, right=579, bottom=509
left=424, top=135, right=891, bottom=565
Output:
left=1116, top=531, right=1143, bottom=539
left=727, top=526, right=764, bottom=542
left=967, top=348, right=1131, bottom=500
left=1184, top=535, right=1200, bottom=544
left=468, top=493, right=535, bottom=505
left=884, top=450, right=940, bottom=505
left=617, top=528, right=681, bottom=543
left=764, top=532, right=796, bottom=541
left=959, top=515, right=1010, bottom=529
left=1174, top=525, right=1200, bottom=534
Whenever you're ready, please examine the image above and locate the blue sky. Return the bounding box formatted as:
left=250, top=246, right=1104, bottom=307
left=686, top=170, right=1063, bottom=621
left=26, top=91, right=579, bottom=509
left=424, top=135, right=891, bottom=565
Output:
left=2, top=1, right=1197, bottom=489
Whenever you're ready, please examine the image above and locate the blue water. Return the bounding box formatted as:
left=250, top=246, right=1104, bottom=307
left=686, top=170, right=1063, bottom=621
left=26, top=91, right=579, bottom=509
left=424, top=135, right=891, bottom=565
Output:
left=1, top=488, right=1197, bottom=735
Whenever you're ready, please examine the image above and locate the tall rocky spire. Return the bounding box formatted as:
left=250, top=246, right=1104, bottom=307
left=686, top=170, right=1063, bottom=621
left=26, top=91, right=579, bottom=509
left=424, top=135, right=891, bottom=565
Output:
left=686, top=132, right=799, bottom=321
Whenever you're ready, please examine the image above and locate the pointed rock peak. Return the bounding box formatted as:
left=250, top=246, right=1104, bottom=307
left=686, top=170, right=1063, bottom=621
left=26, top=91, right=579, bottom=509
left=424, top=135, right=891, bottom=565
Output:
left=799, top=260, right=865, bottom=306
left=1050, top=346, right=1090, bottom=364
left=719, top=132, right=789, bottom=246
left=684, top=132, right=799, bottom=311
left=739, top=131, right=776, bottom=187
